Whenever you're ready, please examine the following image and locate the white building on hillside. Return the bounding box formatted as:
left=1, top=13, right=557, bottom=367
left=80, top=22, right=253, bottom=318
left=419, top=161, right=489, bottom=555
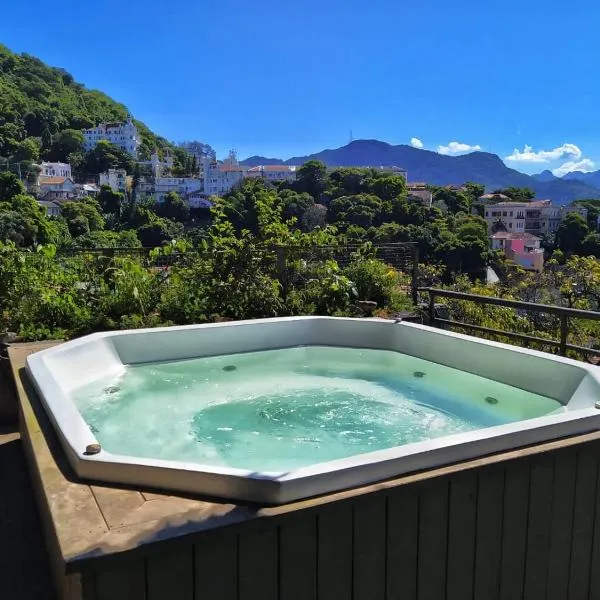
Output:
left=38, top=176, right=75, bottom=200
left=483, top=201, right=530, bottom=233
left=136, top=176, right=202, bottom=203
left=40, top=161, right=71, bottom=178
left=483, top=198, right=588, bottom=236
left=37, top=200, right=62, bottom=217
left=137, top=151, right=175, bottom=178
left=99, top=169, right=129, bottom=193
left=82, top=116, right=141, bottom=157
left=201, top=156, right=245, bottom=196
left=245, top=165, right=299, bottom=183
left=370, top=166, right=408, bottom=180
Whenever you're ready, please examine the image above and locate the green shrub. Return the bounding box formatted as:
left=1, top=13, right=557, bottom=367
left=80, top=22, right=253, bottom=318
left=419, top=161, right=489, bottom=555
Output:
left=344, top=258, right=399, bottom=306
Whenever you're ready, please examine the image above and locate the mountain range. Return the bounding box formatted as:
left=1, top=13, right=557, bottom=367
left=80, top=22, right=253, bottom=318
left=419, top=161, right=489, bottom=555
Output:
left=242, top=140, right=600, bottom=204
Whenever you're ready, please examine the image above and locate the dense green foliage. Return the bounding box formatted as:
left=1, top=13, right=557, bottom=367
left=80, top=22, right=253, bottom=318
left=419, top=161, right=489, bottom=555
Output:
left=0, top=44, right=171, bottom=171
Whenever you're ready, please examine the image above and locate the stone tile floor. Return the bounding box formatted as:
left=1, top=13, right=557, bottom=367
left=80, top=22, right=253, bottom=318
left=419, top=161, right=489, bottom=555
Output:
left=0, top=422, right=55, bottom=599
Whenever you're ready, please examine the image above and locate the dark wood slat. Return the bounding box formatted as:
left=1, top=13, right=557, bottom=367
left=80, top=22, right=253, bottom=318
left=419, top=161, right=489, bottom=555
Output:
left=568, top=446, right=599, bottom=600
left=446, top=471, right=477, bottom=600
left=417, top=480, right=449, bottom=600
left=80, top=571, right=96, bottom=600
left=238, top=526, right=278, bottom=600
left=587, top=441, right=600, bottom=599
left=194, top=533, right=238, bottom=600
left=95, top=560, right=146, bottom=600
left=147, top=547, right=193, bottom=600
left=474, top=465, right=505, bottom=600
left=352, top=494, right=386, bottom=600
left=386, top=486, right=419, bottom=600
left=546, top=450, right=577, bottom=600
left=499, top=459, right=530, bottom=600
left=523, top=455, right=554, bottom=600
left=317, top=502, right=353, bottom=600
left=279, top=514, right=317, bottom=600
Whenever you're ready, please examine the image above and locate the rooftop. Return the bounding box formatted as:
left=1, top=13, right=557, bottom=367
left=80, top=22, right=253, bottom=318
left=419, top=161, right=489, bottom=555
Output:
left=480, top=193, right=511, bottom=200
left=39, top=176, right=71, bottom=185
left=247, top=165, right=299, bottom=172
left=491, top=231, right=541, bottom=241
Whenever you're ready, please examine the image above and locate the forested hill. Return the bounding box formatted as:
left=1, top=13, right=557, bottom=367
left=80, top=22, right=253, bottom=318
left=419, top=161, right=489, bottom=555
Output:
left=0, top=44, right=170, bottom=165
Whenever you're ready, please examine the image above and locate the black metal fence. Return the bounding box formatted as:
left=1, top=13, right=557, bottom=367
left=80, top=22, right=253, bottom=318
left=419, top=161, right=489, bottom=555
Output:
left=419, top=287, right=600, bottom=359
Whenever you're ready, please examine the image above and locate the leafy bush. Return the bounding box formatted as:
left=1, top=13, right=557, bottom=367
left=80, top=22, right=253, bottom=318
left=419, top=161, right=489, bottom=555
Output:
left=344, top=258, right=399, bottom=306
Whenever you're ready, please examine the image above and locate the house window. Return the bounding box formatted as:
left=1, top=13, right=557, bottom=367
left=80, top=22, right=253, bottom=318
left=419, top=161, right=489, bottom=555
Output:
left=510, top=212, right=513, bottom=216
left=509, top=223, right=513, bottom=228
left=503, top=211, right=507, bottom=216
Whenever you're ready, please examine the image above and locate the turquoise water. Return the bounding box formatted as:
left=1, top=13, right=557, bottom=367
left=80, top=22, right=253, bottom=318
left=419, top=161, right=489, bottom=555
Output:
left=72, top=346, right=562, bottom=472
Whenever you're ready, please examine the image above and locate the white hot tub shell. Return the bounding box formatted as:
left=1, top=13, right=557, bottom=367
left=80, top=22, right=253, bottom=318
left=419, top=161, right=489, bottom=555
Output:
left=26, top=317, right=600, bottom=504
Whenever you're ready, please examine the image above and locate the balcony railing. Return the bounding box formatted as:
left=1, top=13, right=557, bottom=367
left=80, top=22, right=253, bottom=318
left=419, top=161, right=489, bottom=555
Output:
left=418, top=287, right=600, bottom=359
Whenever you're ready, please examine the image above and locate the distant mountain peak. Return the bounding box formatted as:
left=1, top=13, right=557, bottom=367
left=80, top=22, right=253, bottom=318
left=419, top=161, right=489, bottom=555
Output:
left=532, top=170, right=557, bottom=182
left=240, top=139, right=600, bottom=203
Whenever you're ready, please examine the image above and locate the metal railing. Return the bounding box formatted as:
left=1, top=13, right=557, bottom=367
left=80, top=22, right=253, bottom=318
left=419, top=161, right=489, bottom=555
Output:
left=418, top=287, right=600, bottom=359
left=54, top=242, right=420, bottom=301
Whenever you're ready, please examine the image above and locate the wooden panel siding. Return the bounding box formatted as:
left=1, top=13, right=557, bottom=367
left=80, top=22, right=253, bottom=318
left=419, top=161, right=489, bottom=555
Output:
left=75, top=439, right=600, bottom=600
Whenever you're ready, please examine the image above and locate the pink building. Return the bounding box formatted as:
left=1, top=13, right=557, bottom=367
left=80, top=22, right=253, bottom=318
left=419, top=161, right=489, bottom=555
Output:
left=490, top=232, right=544, bottom=272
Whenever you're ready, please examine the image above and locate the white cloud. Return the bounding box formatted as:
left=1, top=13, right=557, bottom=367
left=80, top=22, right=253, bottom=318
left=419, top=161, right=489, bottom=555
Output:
left=437, top=141, right=482, bottom=155
left=410, top=137, right=424, bottom=149
left=552, top=158, right=596, bottom=177
left=504, top=143, right=582, bottom=164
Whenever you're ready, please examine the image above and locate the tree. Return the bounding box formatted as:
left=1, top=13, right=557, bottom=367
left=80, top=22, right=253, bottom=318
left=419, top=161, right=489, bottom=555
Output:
left=72, top=229, right=141, bottom=248
left=329, top=194, right=391, bottom=229
left=493, top=187, right=535, bottom=203
left=556, top=213, right=589, bottom=255
left=155, top=191, right=190, bottom=222
left=46, top=129, right=84, bottom=162
left=327, top=168, right=366, bottom=199
left=222, top=178, right=277, bottom=234
left=433, top=187, right=471, bottom=214
left=581, top=232, right=600, bottom=257
left=301, top=204, right=328, bottom=231
left=82, top=140, right=135, bottom=174
left=10, top=138, right=41, bottom=162
left=0, top=193, right=61, bottom=246
left=97, top=185, right=124, bottom=215
left=0, top=172, right=25, bottom=201
left=463, top=182, right=485, bottom=205
left=364, top=173, right=406, bottom=201
left=137, top=217, right=183, bottom=247
left=61, top=200, right=105, bottom=237
left=279, top=189, right=315, bottom=224
left=296, top=160, right=327, bottom=200
left=573, top=199, right=600, bottom=231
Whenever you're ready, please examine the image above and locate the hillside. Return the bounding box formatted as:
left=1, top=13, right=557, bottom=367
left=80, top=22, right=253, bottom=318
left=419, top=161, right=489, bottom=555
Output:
left=532, top=170, right=558, bottom=182
left=0, top=44, right=170, bottom=164
left=563, top=170, right=600, bottom=189
left=242, top=140, right=600, bottom=203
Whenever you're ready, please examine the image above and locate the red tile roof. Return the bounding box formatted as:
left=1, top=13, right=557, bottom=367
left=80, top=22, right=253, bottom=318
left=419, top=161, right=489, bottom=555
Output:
left=39, top=176, right=69, bottom=185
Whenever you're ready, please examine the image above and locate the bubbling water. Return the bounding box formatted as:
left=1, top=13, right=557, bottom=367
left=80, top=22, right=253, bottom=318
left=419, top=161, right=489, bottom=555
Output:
left=73, top=346, right=561, bottom=471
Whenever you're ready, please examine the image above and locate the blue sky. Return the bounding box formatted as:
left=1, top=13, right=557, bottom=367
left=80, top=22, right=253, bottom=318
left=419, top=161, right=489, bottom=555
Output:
left=2, top=0, right=600, bottom=174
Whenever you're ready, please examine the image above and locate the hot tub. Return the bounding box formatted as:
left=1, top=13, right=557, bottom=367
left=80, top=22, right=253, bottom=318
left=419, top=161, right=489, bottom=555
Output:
left=26, top=317, right=600, bottom=504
